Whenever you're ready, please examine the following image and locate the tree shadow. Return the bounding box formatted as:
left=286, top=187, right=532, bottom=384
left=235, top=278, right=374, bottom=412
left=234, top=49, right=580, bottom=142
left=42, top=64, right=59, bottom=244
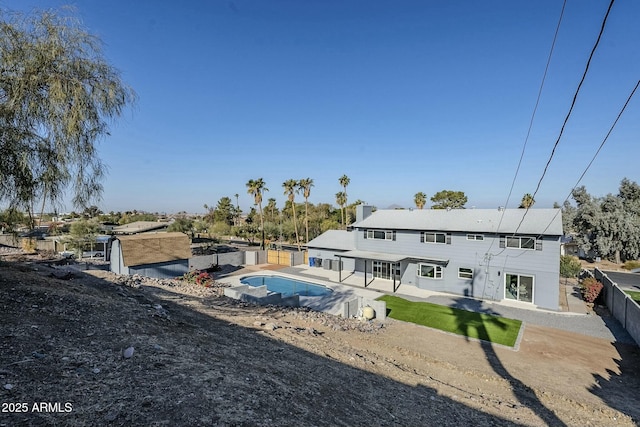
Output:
left=450, top=297, right=567, bottom=426
left=589, top=341, right=640, bottom=422
left=0, top=261, right=532, bottom=426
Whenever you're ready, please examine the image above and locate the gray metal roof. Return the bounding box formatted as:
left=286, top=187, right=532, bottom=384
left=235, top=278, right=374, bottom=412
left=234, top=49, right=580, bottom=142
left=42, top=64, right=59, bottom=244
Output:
left=351, top=208, right=563, bottom=236
left=338, top=250, right=449, bottom=265
left=306, top=230, right=356, bottom=251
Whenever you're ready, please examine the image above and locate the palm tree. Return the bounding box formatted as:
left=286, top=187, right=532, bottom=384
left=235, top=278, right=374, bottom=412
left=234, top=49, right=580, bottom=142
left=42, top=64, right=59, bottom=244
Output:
left=339, top=174, right=350, bottom=226
left=233, top=193, right=240, bottom=226
left=283, top=179, right=301, bottom=250
left=299, top=178, right=314, bottom=243
left=520, top=193, right=535, bottom=209
left=414, top=192, right=427, bottom=209
left=336, top=191, right=347, bottom=228
left=246, top=178, right=268, bottom=249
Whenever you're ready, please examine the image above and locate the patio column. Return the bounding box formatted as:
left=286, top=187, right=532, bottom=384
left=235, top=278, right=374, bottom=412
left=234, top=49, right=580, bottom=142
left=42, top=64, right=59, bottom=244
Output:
left=364, top=259, right=367, bottom=288
left=338, top=255, right=342, bottom=283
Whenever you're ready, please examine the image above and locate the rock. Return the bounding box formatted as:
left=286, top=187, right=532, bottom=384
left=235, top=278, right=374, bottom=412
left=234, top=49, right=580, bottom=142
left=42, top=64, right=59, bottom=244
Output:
left=265, top=323, right=278, bottom=330
left=3, top=383, right=13, bottom=390
left=122, top=346, right=135, bottom=359
left=92, top=368, right=101, bottom=374
left=32, top=351, right=46, bottom=359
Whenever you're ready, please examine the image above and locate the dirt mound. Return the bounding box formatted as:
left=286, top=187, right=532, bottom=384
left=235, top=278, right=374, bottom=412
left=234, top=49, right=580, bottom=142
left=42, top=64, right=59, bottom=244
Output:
left=1, top=260, right=639, bottom=426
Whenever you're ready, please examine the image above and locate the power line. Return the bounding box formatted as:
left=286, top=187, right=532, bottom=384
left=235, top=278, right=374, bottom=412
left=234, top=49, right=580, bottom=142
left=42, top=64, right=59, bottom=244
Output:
left=513, top=0, right=616, bottom=237
left=485, top=0, right=566, bottom=255
left=536, top=79, right=640, bottom=238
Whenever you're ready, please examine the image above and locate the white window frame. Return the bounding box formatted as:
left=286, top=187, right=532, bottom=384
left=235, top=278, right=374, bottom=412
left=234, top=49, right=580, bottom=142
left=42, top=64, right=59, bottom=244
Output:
left=466, top=234, right=484, bottom=241
left=424, top=232, right=447, bottom=244
left=506, top=236, right=536, bottom=250
left=458, top=267, right=473, bottom=280
left=504, top=273, right=534, bottom=303
left=417, top=263, right=443, bottom=279
left=366, top=230, right=394, bottom=240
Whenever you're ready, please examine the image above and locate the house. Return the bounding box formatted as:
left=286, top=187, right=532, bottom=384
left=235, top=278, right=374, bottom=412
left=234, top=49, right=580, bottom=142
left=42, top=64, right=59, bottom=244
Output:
left=307, top=205, right=563, bottom=311
left=110, top=232, right=191, bottom=279
left=112, top=221, right=169, bottom=235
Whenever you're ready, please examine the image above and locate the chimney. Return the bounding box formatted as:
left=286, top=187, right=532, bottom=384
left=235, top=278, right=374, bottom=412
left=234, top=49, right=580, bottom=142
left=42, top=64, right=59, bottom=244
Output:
left=356, top=205, right=373, bottom=223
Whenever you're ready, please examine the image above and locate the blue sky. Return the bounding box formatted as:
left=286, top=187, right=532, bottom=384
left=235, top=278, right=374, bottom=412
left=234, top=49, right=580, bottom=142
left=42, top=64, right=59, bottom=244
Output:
left=3, top=0, right=639, bottom=214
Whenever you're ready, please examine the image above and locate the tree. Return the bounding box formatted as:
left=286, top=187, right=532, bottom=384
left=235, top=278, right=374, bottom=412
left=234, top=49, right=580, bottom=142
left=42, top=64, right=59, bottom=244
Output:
left=414, top=192, right=427, bottom=209
left=82, top=205, right=102, bottom=219
left=67, top=218, right=101, bottom=256
left=265, top=198, right=279, bottom=223
left=299, top=178, right=314, bottom=243
left=213, top=197, right=234, bottom=226
left=339, top=175, right=350, bottom=225
left=167, top=217, right=194, bottom=237
left=283, top=179, right=301, bottom=250
left=560, top=255, right=582, bottom=279
left=519, top=193, right=535, bottom=209
left=430, top=190, right=467, bottom=209
left=246, top=178, right=268, bottom=249
left=335, top=191, right=346, bottom=228
left=571, top=179, right=640, bottom=263
left=0, top=9, right=136, bottom=214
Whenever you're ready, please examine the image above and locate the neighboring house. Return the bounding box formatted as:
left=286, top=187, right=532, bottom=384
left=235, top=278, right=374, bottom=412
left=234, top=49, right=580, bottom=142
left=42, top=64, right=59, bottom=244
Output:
left=110, top=232, right=191, bottom=279
left=560, top=235, right=579, bottom=257
left=307, top=205, right=563, bottom=311
left=112, top=221, right=169, bottom=235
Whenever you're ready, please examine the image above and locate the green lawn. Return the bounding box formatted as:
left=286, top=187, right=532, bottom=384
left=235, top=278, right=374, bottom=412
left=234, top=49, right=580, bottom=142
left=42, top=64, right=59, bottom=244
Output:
left=377, top=295, right=522, bottom=347
left=625, top=290, right=640, bottom=304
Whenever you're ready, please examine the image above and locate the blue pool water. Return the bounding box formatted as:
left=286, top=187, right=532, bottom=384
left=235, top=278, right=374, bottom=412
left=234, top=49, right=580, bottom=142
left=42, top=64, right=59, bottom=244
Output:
left=240, top=275, right=333, bottom=297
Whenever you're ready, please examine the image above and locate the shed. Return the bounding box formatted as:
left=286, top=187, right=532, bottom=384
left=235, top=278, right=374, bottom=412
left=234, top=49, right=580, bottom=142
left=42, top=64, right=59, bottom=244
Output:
left=110, top=232, right=191, bottom=279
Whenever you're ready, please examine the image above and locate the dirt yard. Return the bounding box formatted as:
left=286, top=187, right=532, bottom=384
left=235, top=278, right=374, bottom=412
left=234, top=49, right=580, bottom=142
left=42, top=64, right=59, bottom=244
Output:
left=1, top=255, right=639, bottom=426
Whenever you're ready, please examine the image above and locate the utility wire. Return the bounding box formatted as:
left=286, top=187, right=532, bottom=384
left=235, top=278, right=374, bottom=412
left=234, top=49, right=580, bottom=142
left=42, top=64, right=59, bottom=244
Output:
left=513, top=0, right=616, bottom=237
left=536, top=79, right=640, bottom=238
left=484, top=0, right=566, bottom=259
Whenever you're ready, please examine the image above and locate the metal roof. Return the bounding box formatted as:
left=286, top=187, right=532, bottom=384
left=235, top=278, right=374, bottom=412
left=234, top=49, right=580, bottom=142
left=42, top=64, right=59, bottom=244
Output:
left=351, top=208, right=563, bottom=236
left=306, top=230, right=356, bottom=251
left=338, top=250, right=449, bottom=265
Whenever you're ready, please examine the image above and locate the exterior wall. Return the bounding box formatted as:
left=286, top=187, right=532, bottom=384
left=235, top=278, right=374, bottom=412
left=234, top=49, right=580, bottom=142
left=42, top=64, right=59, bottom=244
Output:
left=109, top=240, right=129, bottom=275
left=190, top=252, right=245, bottom=270
left=354, top=229, right=560, bottom=310
left=129, top=260, right=189, bottom=279
left=307, top=249, right=356, bottom=271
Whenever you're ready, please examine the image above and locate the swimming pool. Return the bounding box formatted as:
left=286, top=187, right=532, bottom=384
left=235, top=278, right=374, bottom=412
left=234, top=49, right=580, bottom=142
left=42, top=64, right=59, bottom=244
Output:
left=240, top=275, right=333, bottom=297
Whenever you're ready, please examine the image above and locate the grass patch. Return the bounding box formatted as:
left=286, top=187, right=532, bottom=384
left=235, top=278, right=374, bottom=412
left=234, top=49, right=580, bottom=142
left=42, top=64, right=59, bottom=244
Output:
left=378, top=295, right=522, bottom=347
left=625, top=290, right=640, bottom=304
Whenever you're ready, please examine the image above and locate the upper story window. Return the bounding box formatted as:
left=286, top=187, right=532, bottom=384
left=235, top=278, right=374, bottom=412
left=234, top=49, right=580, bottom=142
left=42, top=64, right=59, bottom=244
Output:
left=420, top=232, right=451, bottom=244
left=500, top=236, right=541, bottom=250
left=466, top=234, right=484, bottom=241
left=365, top=229, right=395, bottom=241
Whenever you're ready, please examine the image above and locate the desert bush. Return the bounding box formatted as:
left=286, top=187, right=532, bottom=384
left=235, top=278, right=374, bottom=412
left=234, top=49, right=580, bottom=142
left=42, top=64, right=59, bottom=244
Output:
left=179, top=270, right=214, bottom=287
left=622, top=260, right=640, bottom=270
left=581, top=277, right=603, bottom=304
left=21, top=238, right=37, bottom=254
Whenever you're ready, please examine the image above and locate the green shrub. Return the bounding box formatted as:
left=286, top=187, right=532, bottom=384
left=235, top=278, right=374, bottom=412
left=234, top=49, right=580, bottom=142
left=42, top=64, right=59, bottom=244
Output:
left=581, top=277, right=603, bottom=304
left=560, top=255, right=582, bottom=278
left=622, top=260, right=640, bottom=270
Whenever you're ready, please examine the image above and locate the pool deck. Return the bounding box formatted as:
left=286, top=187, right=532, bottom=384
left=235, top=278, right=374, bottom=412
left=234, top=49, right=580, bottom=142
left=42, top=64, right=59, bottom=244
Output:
left=218, top=265, right=384, bottom=316
left=218, top=263, right=591, bottom=317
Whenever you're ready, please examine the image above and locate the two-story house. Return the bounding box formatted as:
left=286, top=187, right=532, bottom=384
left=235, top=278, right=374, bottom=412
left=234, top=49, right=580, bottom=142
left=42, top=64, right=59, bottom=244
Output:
left=306, top=205, right=563, bottom=311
